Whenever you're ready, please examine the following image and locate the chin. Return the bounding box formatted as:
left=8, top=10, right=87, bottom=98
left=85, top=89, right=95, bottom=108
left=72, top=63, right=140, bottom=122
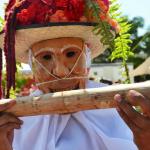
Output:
left=48, top=82, right=80, bottom=92
left=38, top=78, right=87, bottom=93
left=48, top=79, right=86, bottom=93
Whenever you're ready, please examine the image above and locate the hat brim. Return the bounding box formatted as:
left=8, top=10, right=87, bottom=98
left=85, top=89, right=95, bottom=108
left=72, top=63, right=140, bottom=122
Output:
left=0, top=22, right=107, bottom=63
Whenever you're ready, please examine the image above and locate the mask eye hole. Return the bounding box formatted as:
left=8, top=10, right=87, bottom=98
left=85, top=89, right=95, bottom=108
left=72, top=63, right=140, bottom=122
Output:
left=43, top=54, right=52, bottom=60
left=66, top=51, right=76, bottom=58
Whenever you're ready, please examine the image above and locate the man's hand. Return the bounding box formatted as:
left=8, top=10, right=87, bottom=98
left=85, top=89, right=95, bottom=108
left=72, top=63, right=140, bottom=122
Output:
left=114, top=90, right=150, bottom=150
left=0, top=99, right=23, bottom=150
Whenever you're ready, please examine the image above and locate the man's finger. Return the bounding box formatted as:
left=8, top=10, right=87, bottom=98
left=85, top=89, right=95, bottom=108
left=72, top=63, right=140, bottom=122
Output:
left=0, top=113, right=23, bottom=126
left=116, top=107, right=141, bottom=134
left=127, top=90, right=150, bottom=116
left=115, top=94, right=150, bottom=129
left=0, top=123, right=21, bottom=134
left=0, top=99, right=16, bottom=112
left=7, top=130, right=14, bottom=145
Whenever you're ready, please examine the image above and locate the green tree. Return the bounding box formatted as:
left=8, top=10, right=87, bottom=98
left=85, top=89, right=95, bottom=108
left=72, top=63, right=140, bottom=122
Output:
left=93, top=16, right=150, bottom=82
left=0, top=16, right=4, bottom=31
left=128, top=17, right=150, bottom=67
left=93, top=16, right=149, bottom=62
left=128, top=17, right=150, bottom=82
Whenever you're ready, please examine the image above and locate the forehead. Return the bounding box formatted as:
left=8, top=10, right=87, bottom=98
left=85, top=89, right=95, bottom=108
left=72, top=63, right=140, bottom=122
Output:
left=31, top=37, right=84, bottom=53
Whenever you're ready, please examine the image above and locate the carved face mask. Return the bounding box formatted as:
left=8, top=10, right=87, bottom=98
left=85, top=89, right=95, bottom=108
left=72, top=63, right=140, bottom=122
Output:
left=30, top=37, right=88, bottom=93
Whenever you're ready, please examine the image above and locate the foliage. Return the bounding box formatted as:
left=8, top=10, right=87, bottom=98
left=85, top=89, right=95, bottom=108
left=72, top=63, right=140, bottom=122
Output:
left=129, top=17, right=150, bottom=60
left=2, top=65, right=28, bottom=98
left=93, top=15, right=150, bottom=82
left=109, top=0, right=134, bottom=83
left=86, top=0, right=114, bottom=48
left=127, top=17, right=150, bottom=82
left=0, top=16, right=4, bottom=32
left=87, top=0, right=134, bottom=83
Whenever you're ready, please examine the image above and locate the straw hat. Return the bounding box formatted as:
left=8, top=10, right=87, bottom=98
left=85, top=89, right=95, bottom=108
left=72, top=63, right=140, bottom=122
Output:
left=0, top=0, right=118, bottom=63
left=0, top=22, right=106, bottom=63
left=0, top=0, right=119, bottom=97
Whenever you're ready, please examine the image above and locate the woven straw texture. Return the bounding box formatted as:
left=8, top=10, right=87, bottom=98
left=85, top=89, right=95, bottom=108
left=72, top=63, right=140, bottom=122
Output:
left=0, top=24, right=106, bottom=63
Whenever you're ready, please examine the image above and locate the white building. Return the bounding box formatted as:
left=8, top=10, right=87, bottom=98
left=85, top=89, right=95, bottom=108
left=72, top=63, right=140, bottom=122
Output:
left=89, top=63, right=134, bottom=83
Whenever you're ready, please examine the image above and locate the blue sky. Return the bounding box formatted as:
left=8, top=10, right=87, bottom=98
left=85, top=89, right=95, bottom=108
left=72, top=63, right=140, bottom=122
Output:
left=0, top=0, right=150, bottom=33
left=118, top=0, right=150, bottom=33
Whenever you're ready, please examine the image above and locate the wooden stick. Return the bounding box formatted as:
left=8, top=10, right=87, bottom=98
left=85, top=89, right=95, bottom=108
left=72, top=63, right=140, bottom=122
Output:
left=1, top=81, right=150, bottom=117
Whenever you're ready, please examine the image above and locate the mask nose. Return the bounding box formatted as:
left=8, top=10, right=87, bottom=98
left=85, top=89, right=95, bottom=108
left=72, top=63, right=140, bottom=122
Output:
left=53, top=60, right=69, bottom=78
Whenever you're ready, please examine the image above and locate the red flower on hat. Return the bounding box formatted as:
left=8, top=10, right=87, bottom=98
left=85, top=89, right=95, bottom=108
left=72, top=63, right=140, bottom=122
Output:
left=56, top=0, right=68, bottom=8
left=33, top=1, right=50, bottom=23
left=65, top=0, right=85, bottom=21
left=17, top=0, right=50, bottom=25
left=16, top=0, right=110, bottom=25
left=97, top=0, right=109, bottom=13
left=17, top=9, right=32, bottom=25
left=50, top=10, right=68, bottom=22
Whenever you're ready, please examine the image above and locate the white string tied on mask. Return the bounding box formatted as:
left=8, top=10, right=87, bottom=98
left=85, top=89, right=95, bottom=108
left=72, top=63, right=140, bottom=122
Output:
left=36, top=76, right=88, bottom=86
left=85, top=45, right=91, bottom=69
left=29, top=46, right=91, bottom=87
left=63, top=48, right=85, bottom=79
left=33, top=58, right=60, bottom=80
left=29, top=49, right=60, bottom=80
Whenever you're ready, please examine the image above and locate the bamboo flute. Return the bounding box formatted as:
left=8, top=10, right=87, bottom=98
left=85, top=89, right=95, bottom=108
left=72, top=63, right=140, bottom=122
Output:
left=1, top=81, right=150, bottom=117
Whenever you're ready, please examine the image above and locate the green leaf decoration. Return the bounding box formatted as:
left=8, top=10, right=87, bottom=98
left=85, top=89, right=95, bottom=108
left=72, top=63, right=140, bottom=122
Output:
left=86, top=0, right=115, bottom=48
left=87, top=0, right=134, bottom=83
left=109, top=0, right=134, bottom=83
left=0, top=16, right=4, bottom=32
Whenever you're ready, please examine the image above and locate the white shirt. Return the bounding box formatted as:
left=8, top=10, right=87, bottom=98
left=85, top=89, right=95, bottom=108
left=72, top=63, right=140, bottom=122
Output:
left=13, top=81, right=138, bottom=150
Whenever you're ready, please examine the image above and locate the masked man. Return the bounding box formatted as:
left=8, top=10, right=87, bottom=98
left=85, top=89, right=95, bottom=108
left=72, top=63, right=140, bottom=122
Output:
left=0, top=0, right=150, bottom=150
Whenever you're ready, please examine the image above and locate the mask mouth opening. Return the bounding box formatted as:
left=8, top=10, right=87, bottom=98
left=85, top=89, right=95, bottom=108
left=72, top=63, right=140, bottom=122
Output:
left=48, top=83, right=80, bottom=93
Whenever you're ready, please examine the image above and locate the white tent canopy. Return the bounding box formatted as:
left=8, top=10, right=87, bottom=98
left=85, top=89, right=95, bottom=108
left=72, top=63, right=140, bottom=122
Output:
left=130, top=57, right=150, bottom=77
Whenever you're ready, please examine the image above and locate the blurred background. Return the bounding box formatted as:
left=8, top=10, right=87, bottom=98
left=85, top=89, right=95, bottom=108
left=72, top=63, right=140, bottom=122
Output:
left=0, top=0, right=150, bottom=97
left=91, top=0, right=150, bottom=84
